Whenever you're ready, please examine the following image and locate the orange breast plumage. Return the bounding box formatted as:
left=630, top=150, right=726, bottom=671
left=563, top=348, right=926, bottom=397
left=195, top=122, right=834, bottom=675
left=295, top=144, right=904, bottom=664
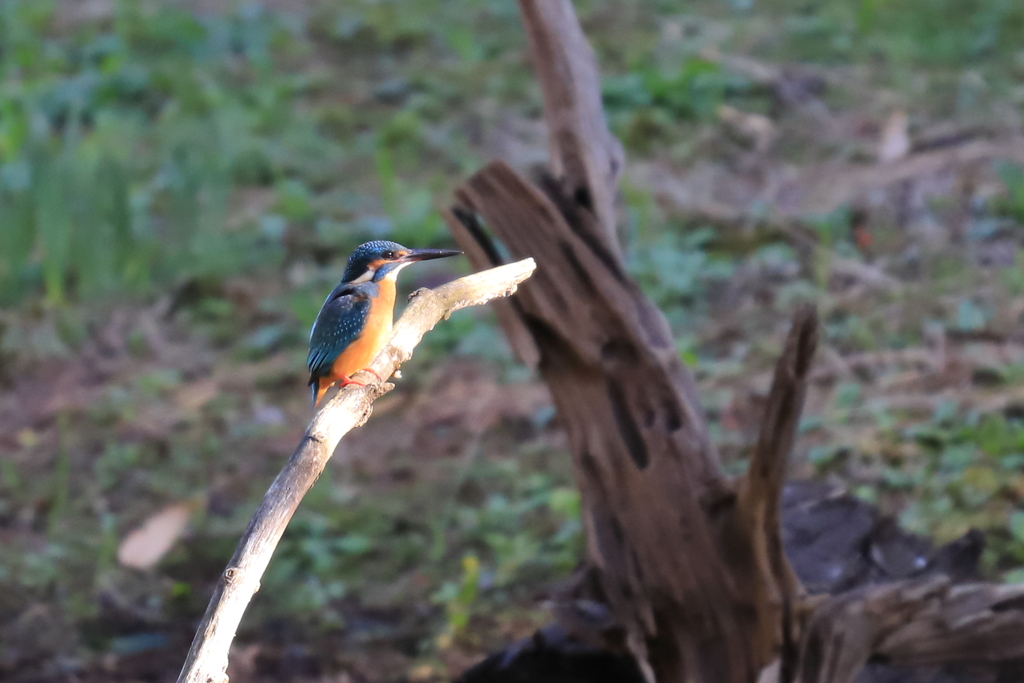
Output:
left=312, top=278, right=396, bottom=405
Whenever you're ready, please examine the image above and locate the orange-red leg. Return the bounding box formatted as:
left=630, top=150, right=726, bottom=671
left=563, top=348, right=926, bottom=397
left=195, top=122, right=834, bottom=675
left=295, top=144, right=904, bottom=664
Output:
left=314, top=369, right=385, bottom=408
left=337, top=368, right=383, bottom=387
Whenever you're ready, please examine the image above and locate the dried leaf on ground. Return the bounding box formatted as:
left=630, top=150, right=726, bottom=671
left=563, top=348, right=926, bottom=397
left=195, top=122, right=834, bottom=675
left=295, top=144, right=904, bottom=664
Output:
left=719, top=105, right=777, bottom=152
left=878, top=110, right=911, bottom=163
left=117, top=501, right=200, bottom=570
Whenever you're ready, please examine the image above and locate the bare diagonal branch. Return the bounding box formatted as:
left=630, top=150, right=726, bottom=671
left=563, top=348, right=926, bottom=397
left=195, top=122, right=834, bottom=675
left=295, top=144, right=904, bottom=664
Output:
left=176, top=259, right=536, bottom=683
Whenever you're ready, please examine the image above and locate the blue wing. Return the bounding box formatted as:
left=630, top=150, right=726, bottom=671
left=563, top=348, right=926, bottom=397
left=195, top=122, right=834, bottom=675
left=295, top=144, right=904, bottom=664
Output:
left=307, top=284, right=373, bottom=382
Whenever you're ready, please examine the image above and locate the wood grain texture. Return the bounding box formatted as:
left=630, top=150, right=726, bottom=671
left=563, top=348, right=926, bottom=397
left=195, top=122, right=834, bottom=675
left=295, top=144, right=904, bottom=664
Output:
left=792, top=578, right=1024, bottom=683
left=176, top=259, right=536, bottom=683
left=449, top=162, right=757, bottom=683
left=516, top=0, right=624, bottom=252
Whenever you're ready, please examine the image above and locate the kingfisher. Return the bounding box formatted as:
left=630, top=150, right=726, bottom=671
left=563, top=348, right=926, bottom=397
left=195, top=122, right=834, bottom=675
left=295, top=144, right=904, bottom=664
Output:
left=307, top=240, right=461, bottom=407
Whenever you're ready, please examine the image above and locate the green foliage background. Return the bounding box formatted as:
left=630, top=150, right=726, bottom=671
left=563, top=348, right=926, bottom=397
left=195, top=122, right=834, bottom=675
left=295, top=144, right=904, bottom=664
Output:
left=1, top=0, right=1023, bottom=679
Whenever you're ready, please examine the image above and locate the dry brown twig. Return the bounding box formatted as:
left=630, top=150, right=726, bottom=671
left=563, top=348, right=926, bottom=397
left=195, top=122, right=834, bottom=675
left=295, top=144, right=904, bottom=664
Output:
left=175, top=259, right=537, bottom=683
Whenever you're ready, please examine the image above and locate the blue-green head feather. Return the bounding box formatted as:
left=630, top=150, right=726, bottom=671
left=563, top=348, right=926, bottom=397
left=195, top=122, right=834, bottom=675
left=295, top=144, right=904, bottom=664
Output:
left=340, top=240, right=461, bottom=284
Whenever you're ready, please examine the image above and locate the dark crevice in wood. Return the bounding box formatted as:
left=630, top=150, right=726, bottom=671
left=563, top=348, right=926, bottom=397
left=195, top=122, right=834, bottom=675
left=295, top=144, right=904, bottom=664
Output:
left=780, top=598, right=798, bottom=683
left=605, top=377, right=650, bottom=470
left=574, top=185, right=593, bottom=212
left=661, top=395, right=683, bottom=432
left=599, top=339, right=640, bottom=369
left=993, top=595, right=1024, bottom=612
left=536, top=171, right=629, bottom=285
left=451, top=205, right=503, bottom=267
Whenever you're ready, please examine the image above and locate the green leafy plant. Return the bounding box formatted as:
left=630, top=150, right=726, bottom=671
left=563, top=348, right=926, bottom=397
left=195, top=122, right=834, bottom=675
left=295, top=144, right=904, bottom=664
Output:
left=0, top=0, right=293, bottom=304
left=432, top=554, right=481, bottom=645
left=889, top=412, right=1024, bottom=579
left=629, top=227, right=735, bottom=312
left=994, top=163, right=1024, bottom=224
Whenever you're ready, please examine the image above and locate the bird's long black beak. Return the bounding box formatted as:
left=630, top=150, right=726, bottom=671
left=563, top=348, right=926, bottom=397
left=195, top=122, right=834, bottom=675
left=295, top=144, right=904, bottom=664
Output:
left=400, top=248, right=462, bottom=262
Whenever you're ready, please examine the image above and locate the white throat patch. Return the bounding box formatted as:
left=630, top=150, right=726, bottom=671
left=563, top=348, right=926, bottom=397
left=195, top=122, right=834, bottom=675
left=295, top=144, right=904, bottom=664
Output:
left=349, top=268, right=376, bottom=284
left=383, top=261, right=413, bottom=281
left=349, top=260, right=413, bottom=284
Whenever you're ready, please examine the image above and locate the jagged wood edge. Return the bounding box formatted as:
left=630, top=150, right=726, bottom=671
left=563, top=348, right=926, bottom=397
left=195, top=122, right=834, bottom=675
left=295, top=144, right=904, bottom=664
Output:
left=736, top=304, right=819, bottom=674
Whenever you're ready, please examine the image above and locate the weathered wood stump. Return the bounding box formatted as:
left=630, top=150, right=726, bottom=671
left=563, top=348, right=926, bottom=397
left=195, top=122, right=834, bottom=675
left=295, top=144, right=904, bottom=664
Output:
left=443, top=2, right=1024, bottom=682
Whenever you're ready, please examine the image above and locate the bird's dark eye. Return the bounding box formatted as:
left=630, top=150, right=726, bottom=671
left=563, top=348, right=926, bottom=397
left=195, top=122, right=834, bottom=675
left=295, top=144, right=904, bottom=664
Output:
left=381, top=250, right=396, bottom=260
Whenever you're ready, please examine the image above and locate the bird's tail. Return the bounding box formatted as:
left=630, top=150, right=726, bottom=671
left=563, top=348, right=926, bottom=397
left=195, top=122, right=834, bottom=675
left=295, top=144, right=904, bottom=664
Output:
left=310, top=377, right=332, bottom=408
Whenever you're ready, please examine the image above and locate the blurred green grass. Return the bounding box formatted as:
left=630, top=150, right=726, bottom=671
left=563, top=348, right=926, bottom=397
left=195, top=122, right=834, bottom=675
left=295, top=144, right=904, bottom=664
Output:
left=3, top=0, right=1021, bottom=306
